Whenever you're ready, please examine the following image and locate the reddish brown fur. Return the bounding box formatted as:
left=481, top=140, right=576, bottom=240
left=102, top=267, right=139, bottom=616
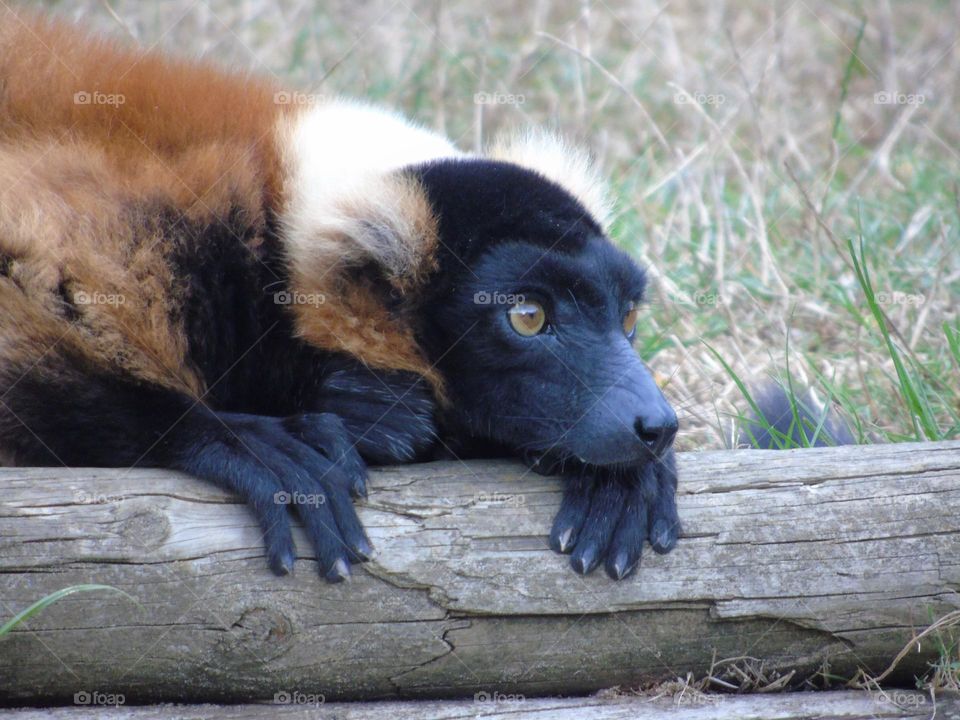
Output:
left=0, top=9, right=442, bottom=399
left=0, top=10, right=289, bottom=208
left=0, top=139, right=203, bottom=393
left=0, top=10, right=292, bottom=396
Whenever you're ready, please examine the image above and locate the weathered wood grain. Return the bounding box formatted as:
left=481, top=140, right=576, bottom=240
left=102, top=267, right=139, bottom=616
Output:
left=2, top=441, right=959, bottom=704
left=4, top=690, right=955, bottom=720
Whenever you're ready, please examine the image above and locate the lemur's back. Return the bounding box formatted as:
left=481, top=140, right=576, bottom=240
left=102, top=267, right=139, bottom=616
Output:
left=0, top=13, right=293, bottom=399
left=0, top=12, right=287, bottom=192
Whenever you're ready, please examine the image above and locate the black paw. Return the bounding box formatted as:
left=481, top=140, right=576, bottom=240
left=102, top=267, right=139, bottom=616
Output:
left=283, top=412, right=368, bottom=498
left=318, top=364, right=437, bottom=464
left=548, top=449, right=680, bottom=579
left=169, top=409, right=371, bottom=582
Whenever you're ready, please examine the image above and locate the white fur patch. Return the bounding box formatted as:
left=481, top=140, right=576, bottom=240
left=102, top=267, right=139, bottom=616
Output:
left=490, top=129, right=614, bottom=230
left=275, top=102, right=613, bottom=281
left=276, top=99, right=461, bottom=270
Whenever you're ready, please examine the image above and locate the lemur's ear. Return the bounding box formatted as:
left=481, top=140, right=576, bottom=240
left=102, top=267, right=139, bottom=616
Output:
left=282, top=171, right=444, bottom=390
left=489, top=130, right=614, bottom=231
left=284, top=171, right=438, bottom=292
left=275, top=100, right=461, bottom=395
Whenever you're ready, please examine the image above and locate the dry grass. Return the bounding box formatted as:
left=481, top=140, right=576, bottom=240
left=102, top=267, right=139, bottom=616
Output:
left=608, top=650, right=798, bottom=705
left=40, top=0, right=960, bottom=450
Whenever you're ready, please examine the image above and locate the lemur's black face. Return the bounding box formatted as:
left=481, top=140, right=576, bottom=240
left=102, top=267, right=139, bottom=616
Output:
left=431, top=237, right=676, bottom=469
left=413, top=159, right=677, bottom=471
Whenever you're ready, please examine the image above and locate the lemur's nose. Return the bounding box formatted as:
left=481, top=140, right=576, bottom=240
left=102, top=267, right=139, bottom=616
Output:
left=634, top=410, right=678, bottom=456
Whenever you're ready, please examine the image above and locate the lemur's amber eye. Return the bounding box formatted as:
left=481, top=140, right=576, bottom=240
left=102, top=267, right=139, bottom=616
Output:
left=508, top=300, right=546, bottom=336
left=623, top=302, right=640, bottom=337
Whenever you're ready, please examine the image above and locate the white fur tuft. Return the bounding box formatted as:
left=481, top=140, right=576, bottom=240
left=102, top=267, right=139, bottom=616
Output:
left=276, top=99, right=462, bottom=268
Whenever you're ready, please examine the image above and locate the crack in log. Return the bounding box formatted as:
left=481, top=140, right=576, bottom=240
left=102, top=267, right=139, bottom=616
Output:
left=387, top=621, right=466, bottom=692
left=684, top=466, right=960, bottom=495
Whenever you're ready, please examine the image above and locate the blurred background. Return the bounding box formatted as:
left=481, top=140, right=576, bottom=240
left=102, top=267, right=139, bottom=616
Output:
left=37, top=0, right=960, bottom=450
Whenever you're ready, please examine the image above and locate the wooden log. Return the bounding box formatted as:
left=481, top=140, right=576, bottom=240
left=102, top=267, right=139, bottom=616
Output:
left=2, top=441, right=960, bottom=705
left=2, top=690, right=954, bottom=720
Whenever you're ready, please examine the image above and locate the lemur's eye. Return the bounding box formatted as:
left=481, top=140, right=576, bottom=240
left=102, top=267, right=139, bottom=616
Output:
left=623, top=301, right=640, bottom=338
left=508, top=300, right=546, bottom=336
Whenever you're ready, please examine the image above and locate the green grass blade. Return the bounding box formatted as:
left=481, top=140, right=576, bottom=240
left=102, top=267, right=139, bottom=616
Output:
left=946, top=321, right=960, bottom=374
left=846, top=231, right=939, bottom=440
left=0, top=584, right=140, bottom=637
left=832, top=17, right=867, bottom=142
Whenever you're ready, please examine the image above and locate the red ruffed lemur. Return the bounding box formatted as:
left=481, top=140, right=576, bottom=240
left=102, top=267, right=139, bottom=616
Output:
left=0, top=11, right=682, bottom=582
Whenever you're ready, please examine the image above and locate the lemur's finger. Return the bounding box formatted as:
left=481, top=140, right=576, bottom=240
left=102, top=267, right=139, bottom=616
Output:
left=604, top=473, right=652, bottom=580
left=549, top=473, right=592, bottom=554
left=569, top=477, right=624, bottom=575
left=648, top=448, right=681, bottom=554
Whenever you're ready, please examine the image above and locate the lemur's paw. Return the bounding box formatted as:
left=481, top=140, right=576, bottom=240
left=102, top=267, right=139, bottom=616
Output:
left=319, top=366, right=437, bottom=464
left=549, top=448, right=680, bottom=580
left=646, top=447, right=681, bottom=555
left=174, top=411, right=370, bottom=582
left=283, top=412, right=368, bottom=498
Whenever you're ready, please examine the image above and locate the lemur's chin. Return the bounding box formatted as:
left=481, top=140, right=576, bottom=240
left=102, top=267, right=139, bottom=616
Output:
left=522, top=445, right=665, bottom=475
left=522, top=448, right=572, bottom=476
